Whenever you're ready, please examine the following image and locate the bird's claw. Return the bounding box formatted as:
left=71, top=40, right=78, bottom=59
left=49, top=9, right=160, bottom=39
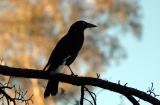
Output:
left=71, top=73, right=78, bottom=77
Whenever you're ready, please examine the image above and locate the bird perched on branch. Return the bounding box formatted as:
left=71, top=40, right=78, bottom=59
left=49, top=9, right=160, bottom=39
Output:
left=43, top=20, right=96, bottom=98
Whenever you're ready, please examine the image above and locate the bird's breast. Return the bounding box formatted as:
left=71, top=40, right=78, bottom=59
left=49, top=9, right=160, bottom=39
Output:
left=68, top=35, right=84, bottom=53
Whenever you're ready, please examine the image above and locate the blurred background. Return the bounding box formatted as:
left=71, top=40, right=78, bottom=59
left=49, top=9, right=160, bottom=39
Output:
left=0, top=0, right=158, bottom=105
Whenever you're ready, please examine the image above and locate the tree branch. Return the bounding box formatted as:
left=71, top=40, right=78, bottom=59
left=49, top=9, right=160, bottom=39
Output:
left=0, top=65, right=160, bottom=105
left=80, top=85, right=84, bottom=105
left=124, top=94, right=139, bottom=105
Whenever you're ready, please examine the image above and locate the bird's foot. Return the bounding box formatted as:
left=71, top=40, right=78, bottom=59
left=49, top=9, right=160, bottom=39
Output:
left=71, top=73, right=78, bottom=77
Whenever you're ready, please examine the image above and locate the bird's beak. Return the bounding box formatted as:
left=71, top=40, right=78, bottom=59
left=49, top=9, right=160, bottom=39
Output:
left=86, top=23, right=97, bottom=28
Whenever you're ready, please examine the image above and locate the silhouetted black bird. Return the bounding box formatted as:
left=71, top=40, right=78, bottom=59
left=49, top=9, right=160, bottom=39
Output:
left=43, top=20, right=96, bottom=98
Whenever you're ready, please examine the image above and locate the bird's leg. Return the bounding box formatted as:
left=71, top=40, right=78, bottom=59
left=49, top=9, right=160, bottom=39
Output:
left=68, top=66, right=75, bottom=75
left=64, top=56, right=77, bottom=76
left=68, top=66, right=78, bottom=77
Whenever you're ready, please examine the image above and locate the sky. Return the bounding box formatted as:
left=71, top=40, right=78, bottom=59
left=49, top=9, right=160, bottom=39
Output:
left=97, top=0, right=160, bottom=105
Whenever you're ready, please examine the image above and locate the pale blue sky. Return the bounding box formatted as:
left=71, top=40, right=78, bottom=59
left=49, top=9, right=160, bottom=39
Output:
left=98, top=0, right=160, bottom=105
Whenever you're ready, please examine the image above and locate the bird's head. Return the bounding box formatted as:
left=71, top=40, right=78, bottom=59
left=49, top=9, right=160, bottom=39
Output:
left=69, top=20, right=97, bottom=33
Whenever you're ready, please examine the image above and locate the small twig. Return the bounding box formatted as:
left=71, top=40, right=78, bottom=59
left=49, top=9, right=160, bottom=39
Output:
left=84, top=98, right=94, bottom=105
left=0, top=88, right=16, bottom=105
left=0, top=86, right=12, bottom=89
left=84, top=87, right=97, bottom=105
left=0, top=82, right=33, bottom=105
left=7, top=76, right=12, bottom=86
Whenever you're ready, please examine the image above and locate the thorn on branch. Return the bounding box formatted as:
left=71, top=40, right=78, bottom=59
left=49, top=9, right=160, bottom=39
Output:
left=147, top=82, right=160, bottom=97
left=118, top=80, right=121, bottom=85
left=124, top=83, right=128, bottom=86
left=96, top=73, right=100, bottom=79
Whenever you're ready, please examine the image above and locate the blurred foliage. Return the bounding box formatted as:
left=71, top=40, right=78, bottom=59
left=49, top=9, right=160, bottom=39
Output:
left=0, top=0, right=142, bottom=105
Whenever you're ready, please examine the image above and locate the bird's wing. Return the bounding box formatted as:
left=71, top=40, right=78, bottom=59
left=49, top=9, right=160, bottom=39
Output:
left=46, top=35, right=71, bottom=69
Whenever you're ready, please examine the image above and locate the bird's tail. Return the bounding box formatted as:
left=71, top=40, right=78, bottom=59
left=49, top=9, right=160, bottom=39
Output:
left=44, top=77, right=59, bottom=98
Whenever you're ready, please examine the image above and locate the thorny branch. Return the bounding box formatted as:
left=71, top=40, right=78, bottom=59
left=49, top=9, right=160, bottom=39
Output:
left=0, top=65, right=160, bottom=105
